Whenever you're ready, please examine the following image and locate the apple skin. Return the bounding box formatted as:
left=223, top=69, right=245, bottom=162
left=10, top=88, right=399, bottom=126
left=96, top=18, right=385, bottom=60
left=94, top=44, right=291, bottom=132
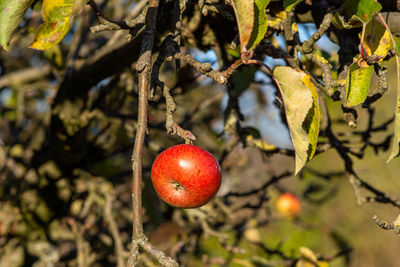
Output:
left=275, top=193, right=301, bottom=218
left=151, top=144, right=222, bottom=208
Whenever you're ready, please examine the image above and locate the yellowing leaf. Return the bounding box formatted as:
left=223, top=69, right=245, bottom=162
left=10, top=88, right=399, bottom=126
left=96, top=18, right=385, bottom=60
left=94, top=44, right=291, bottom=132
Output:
left=232, top=0, right=254, bottom=53
left=273, top=66, right=320, bottom=174
left=362, top=19, right=393, bottom=60
left=345, top=60, right=373, bottom=107
left=0, top=0, right=35, bottom=50
left=299, top=246, right=318, bottom=263
left=301, top=75, right=320, bottom=161
left=317, top=261, right=330, bottom=267
left=232, top=0, right=269, bottom=54
left=30, top=0, right=88, bottom=50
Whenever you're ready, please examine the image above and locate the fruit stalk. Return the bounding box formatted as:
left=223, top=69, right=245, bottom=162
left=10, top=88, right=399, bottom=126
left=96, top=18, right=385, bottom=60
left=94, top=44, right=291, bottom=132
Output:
left=127, top=1, right=178, bottom=266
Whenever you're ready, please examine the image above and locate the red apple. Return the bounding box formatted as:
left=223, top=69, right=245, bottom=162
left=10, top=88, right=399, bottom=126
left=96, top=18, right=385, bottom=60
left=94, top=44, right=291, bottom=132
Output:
left=275, top=193, right=301, bottom=218
left=151, top=144, right=221, bottom=208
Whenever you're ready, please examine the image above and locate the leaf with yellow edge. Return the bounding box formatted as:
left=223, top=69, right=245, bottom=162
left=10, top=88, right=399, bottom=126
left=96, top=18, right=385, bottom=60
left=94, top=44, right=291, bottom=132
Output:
left=273, top=66, right=320, bottom=174
left=345, top=60, right=373, bottom=107
left=30, top=0, right=89, bottom=50
left=362, top=19, right=393, bottom=60
left=232, top=0, right=269, bottom=54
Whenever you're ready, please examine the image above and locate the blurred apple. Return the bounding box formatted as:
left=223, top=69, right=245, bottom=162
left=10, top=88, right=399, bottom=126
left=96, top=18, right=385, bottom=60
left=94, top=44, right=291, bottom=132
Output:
left=275, top=192, right=301, bottom=218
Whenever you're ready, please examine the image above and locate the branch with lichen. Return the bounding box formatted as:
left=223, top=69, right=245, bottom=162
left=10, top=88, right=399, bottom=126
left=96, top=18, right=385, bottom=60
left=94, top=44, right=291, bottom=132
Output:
left=88, top=0, right=131, bottom=32
left=151, top=37, right=196, bottom=144
left=373, top=214, right=400, bottom=235
left=348, top=172, right=400, bottom=207
left=172, top=52, right=227, bottom=84
left=283, top=11, right=296, bottom=54
left=298, top=10, right=335, bottom=96
left=88, top=0, right=146, bottom=37
left=163, top=85, right=196, bottom=144
left=363, top=65, right=389, bottom=107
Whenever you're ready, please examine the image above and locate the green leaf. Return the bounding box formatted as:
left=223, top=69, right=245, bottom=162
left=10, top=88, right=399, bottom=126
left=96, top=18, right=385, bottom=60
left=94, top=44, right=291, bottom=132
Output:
left=231, top=65, right=258, bottom=97
left=225, top=43, right=240, bottom=58
left=393, top=36, right=400, bottom=55
left=344, top=0, right=382, bottom=25
left=232, top=0, right=254, bottom=53
left=363, top=19, right=393, bottom=60
left=388, top=55, right=400, bottom=161
left=247, top=0, right=269, bottom=51
left=232, top=0, right=269, bottom=53
left=0, top=0, right=35, bottom=50
left=30, top=0, right=89, bottom=50
left=345, top=61, right=373, bottom=107
left=283, top=0, right=303, bottom=12
left=273, top=66, right=320, bottom=174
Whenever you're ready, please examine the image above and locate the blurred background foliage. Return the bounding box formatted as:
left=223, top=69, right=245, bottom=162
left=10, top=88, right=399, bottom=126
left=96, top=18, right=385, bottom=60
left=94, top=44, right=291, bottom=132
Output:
left=1, top=0, right=400, bottom=266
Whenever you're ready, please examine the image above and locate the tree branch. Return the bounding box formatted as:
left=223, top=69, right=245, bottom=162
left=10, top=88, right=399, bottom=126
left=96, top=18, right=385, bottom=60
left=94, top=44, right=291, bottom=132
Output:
left=127, top=1, right=179, bottom=266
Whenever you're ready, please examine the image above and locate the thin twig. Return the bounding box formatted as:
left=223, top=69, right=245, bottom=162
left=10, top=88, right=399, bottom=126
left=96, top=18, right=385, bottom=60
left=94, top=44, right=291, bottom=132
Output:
left=88, top=0, right=131, bottom=33
left=173, top=52, right=227, bottom=84
left=299, top=10, right=334, bottom=95
left=163, top=85, right=196, bottom=144
left=104, top=192, right=128, bottom=267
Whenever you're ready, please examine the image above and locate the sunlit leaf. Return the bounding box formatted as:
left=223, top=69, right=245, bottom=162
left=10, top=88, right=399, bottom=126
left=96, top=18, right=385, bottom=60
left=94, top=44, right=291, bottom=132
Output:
left=388, top=55, right=400, bottom=161
left=299, top=246, right=318, bottom=263
left=0, top=0, right=35, bottom=50
left=232, top=0, right=269, bottom=54
left=344, top=0, right=382, bottom=25
left=247, top=0, right=269, bottom=51
left=232, top=0, right=254, bottom=53
left=317, top=261, right=330, bottom=267
left=362, top=19, right=393, bottom=60
left=390, top=44, right=400, bottom=162
left=273, top=66, right=320, bottom=174
left=30, top=0, right=89, bottom=50
left=283, top=0, right=303, bottom=12
left=345, top=60, right=373, bottom=107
